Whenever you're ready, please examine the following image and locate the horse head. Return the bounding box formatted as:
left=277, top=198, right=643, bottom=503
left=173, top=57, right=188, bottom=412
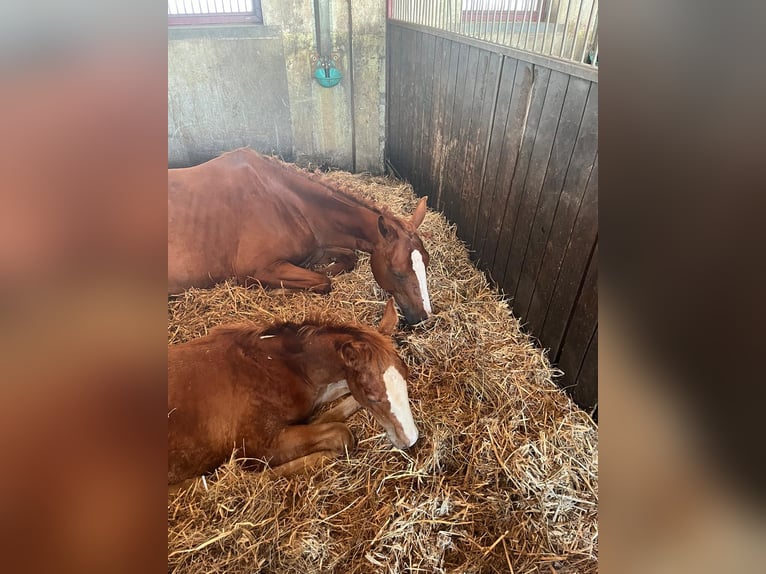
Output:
left=369, top=197, right=432, bottom=325
left=335, top=299, right=419, bottom=449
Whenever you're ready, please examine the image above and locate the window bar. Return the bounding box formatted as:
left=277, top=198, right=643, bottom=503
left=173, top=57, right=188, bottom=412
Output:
left=501, top=0, right=512, bottom=45
left=484, top=1, right=495, bottom=40
left=492, top=0, right=505, bottom=44
left=523, top=0, right=534, bottom=50
left=518, top=0, right=529, bottom=49
left=579, top=0, right=597, bottom=63
left=568, top=0, right=586, bottom=60
left=475, top=0, right=482, bottom=39
left=558, top=0, right=573, bottom=57
left=591, top=39, right=598, bottom=66
left=540, top=0, right=553, bottom=55
left=515, top=0, right=527, bottom=49
left=460, top=0, right=467, bottom=37
left=509, top=0, right=518, bottom=47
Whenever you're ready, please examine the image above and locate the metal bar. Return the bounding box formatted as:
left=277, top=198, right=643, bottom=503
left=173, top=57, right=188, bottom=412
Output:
left=391, top=20, right=599, bottom=82
left=483, top=0, right=491, bottom=40
left=518, top=0, right=530, bottom=48
left=523, top=0, right=533, bottom=49
left=568, top=0, right=585, bottom=60
left=494, top=1, right=503, bottom=43
left=541, top=0, right=553, bottom=55
left=501, top=0, right=511, bottom=45
left=558, top=0, right=572, bottom=57
left=579, top=0, right=597, bottom=63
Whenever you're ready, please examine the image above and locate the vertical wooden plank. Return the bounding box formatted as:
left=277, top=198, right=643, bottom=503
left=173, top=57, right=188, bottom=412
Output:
left=408, top=29, right=425, bottom=191
left=448, top=45, right=485, bottom=235
left=540, top=155, right=598, bottom=359
left=490, top=64, right=551, bottom=286
left=428, top=38, right=454, bottom=211
left=513, top=75, right=591, bottom=320
left=525, top=82, right=598, bottom=336
left=434, top=39, right=462, bottom=212
left=556, top=243, right=598, bottom=404
left=442, top=42, right=473, bottom=224
left=399, top=27, right=417, bottom=182
left=426, top=35, right=449, bottom=210
left=417, top=32, right=437, bottom=200
left=460, top=49, right=502, bottom=244
left=571, top=327, right=598, bottom=413
left=473, top=56, right=519, bottom=266
left=499, top=69, right=569, bottom=299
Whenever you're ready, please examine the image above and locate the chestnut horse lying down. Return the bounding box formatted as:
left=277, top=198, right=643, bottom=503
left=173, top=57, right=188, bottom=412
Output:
left=168, top=300, right=418, bottom=486
left=168, top=148, right=432, bottom=324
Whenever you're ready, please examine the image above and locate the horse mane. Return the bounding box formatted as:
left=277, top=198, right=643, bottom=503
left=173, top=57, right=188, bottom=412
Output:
left=210, top=316, right=394, bottom=357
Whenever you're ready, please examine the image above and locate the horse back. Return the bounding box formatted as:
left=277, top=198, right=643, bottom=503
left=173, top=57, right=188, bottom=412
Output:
left=168, top=149, right=319, bottom=293
left=167, top=327, right=314, bottom=482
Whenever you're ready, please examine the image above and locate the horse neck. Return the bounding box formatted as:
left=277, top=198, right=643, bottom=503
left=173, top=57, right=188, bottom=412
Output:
left=309, top=193, right=383, bottom=252
left=296, top=330, right=351, bottom=390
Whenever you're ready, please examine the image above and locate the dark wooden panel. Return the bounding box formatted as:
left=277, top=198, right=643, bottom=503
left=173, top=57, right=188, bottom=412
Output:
left=513, top=76, right=591, bottom=321
left=473, top=56, right=517, bottom=261
left=434, top=39, right=462, bottom=211
left=391, top=25, right=408, bottom=176
left=572, top=328, right=598, bottom=414
left=408, top=29, right=425, bottom=193
left=449, top=45, right=485, bottom=233
left=400, top=28, right=418, bottom=183
left=490, top=65, right=552, bottom=284
left=385, top=23, right=599, bottom=410
left=461, top=50, right=502, bottom=241
left=500, top=69, right=569, bottom=297
left=449, top=45, right=489, bottom=235
left=540, top=155, right=598, bottom=359
left=525, top=83, right=598, bottom=337
left=442, top=42, right=473, bottom=224
left=557, top=243, right=598, bottom=406
left=475, top=58, right=531, bottom=272
left=416, top=33, right=437, bottom=199
left=425, top=35, right=450, bottom=210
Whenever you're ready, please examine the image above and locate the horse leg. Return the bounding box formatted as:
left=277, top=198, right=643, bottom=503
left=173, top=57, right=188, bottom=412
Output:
left=269, top=450, right=338, bottom=476
left=310, top=395, right=361, bottom=424
left=264, top=422, right=355, bottom=475
left=246, top=261, right=332, bottom=293
left=313, top=248, right=358, bottom=276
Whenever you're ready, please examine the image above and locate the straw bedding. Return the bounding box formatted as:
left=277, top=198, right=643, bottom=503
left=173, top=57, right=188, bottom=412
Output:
left=167, top=167, right=598, bottom=573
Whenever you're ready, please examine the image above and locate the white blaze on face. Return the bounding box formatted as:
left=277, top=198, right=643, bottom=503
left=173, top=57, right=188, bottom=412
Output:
left=383, top=365, right=418, bottom=447
left=410, top=249, right=432, bottom=315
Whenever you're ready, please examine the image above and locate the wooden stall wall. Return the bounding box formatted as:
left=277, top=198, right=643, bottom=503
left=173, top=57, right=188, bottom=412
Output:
left=387, top=21, right=598, bottom=413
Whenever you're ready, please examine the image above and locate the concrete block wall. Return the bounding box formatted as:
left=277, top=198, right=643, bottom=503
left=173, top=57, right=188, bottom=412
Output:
left=168, top=0, right=386, bottom=173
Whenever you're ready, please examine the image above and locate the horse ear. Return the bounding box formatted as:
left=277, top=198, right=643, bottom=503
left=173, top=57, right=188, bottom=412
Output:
left=377, top=215, right=398, bottom=240
left=338, top=341, right=370, bottom=369
left=410, top=197, right=428, bottom=229
left=378, top=298, right=398, bottom=336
